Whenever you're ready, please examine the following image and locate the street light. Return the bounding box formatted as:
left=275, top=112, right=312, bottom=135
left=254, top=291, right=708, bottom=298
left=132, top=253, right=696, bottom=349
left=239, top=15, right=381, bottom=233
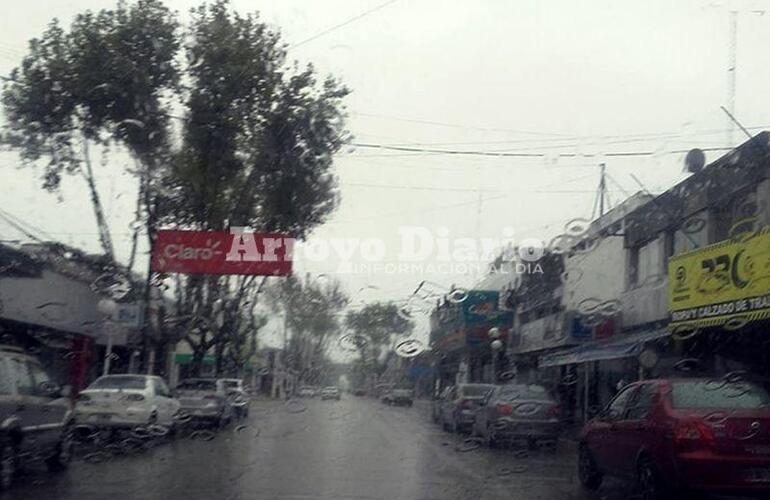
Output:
left=489, top=328, right=503, bottom=383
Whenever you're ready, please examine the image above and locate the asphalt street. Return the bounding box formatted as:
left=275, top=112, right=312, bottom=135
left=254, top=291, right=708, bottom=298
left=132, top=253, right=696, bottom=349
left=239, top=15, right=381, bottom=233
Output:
left=4, top=397, right=634, bottom=500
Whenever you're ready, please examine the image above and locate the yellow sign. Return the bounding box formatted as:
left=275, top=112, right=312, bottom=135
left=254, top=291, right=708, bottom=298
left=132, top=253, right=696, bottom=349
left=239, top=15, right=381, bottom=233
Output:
left=668, top=227, right=770, bottom=328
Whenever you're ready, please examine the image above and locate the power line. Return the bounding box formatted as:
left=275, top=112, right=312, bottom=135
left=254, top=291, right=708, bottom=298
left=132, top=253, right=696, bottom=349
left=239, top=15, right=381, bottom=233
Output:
left=289, top=0, right=399, bottom=49
left=350, top=142, right=733, bottom=158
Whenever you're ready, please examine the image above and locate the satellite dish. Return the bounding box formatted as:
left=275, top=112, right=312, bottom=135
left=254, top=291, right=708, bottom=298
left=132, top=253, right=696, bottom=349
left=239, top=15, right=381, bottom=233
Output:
left=684, top=148, right=706, bottom=173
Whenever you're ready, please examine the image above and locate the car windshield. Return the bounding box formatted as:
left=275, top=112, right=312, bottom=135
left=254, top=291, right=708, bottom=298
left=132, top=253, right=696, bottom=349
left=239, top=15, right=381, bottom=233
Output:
left=671, top=381, right=770, bottom=410
left=178, top=380, right=217, bottom=391
left=89, top=376, right=146, bottom=390
left=5, top=1, right=770, bottom=498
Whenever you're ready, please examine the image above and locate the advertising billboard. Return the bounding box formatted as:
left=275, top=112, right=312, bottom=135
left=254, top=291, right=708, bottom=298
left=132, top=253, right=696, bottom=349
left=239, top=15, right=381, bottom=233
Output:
left=668, top=228, right=770, bottom=328
left=151, top=229, right=293, bottom=276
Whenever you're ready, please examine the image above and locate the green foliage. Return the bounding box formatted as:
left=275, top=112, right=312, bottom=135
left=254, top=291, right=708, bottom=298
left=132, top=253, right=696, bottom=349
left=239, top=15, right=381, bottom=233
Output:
left=158, top=0, right=350, bottom=236
left=1, top=0, right=180, bottom=189
left=345, top=302, right=414, bottom=379
left=266, top=274, right=349, bottom=382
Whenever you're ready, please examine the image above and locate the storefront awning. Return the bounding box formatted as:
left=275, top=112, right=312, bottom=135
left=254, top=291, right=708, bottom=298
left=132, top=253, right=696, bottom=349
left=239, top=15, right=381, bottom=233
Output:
left=539, top=328, right=670, bottom=368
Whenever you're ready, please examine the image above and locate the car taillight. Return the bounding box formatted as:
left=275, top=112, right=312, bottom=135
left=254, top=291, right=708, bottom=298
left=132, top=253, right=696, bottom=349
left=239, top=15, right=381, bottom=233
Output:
left=674, top=419, right=715, bottom=451
left=497, top=403, right=513, bottom=415
left=547, top=404, right=561, bottom=418
left=460, top=399, right=474, bottom=409
left=124, top=394, right=145, bottom=402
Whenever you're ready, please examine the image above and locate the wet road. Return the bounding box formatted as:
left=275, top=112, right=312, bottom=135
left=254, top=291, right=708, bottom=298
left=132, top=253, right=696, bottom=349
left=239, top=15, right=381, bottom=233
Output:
left=6, top=397, right=632, bottom=500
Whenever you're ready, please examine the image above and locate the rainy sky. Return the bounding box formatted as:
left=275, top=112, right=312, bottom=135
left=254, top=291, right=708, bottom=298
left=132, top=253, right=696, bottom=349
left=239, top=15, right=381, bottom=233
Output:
left=3, top=0, right=770, bottom=348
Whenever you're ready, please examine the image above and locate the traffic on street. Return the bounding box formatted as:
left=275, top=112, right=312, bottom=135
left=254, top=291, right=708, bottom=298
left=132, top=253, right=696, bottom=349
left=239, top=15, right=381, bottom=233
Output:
left=3, top=395, right=617, bottom=500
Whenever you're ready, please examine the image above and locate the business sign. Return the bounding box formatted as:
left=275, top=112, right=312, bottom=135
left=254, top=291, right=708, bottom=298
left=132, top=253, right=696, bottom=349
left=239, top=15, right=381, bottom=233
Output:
left=668, top=228, right=770, bottom=328
left=461, top=290, right=514, bottom=346
left=461, top=290, right=513, bottom=327
left=113, top=303, right=142, bottom=328
left=151, top=229, right=293, bottom=276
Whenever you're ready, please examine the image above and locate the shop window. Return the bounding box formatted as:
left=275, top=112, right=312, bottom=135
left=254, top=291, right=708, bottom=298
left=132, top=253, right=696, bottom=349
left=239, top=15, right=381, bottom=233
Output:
left=0, top=360, right=11, bottom=395
left=628, top=246, right=640, bottom=287
left=675, top=211, right=709, bottom=253
left=8, top=358, right=35, bottom=396
left=27, top=361, right=53, bottom=397
left=664, top=230, right=675, bottom=265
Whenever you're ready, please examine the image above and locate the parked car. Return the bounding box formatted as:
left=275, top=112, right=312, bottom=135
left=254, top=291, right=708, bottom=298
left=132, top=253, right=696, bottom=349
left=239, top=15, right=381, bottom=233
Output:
left=374, top=383, right=395, bottom=400
left=222, top=378, right=250, bottom=418
left=435, top=383, right=495, bottom=433
left=176, top=378, right=234, bottom=427
left=472, top=384, right=560, bottom=449
left=0, top=345, right=74, bottom=491
left=297, top=386, right=317, bottom=398
left=75, top=374, right=180, bottom=431
left=382, top=388, right=414, bottom=407
left=578, top=377, right=770, bottom=499
left=321, top=386, right=341, bottom=400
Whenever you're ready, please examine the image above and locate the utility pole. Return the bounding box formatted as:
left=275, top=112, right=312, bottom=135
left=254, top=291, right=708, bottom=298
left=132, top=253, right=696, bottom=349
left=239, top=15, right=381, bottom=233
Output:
left=727, top=10, right=738, bottom=148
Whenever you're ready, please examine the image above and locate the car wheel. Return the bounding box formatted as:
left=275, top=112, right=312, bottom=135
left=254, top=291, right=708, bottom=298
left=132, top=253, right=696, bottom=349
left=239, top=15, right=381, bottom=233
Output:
left=637, top=457, right=668, bottom=500
left=46, top=425, right=74, bottom=472
left=577, top=444, right=603, bottom=491
left=0, top=439, right=17, bottom=491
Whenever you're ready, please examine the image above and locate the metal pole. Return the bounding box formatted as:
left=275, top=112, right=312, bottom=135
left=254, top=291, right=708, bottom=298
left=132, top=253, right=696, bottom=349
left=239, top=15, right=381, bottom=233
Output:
left=103, top=330, right=114, bottom=376
left=492, top=349, right=497, bottom=383
left=583, top=362, right=589, bottom=422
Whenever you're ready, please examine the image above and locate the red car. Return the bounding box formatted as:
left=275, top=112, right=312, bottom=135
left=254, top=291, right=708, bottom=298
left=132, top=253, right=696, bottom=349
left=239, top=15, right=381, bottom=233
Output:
left=578, top=377, right=770, bottom=499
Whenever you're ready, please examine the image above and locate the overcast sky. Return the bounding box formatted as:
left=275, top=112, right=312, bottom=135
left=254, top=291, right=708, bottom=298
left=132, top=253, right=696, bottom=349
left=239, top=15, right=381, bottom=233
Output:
left=2, top=0, right=770, bottom=352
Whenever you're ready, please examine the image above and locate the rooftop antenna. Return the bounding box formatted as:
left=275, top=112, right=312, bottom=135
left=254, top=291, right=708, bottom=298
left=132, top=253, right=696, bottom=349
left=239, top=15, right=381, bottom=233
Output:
left=720, top=105, right=753, bottom=141
left=591, top=163, right=611, bottom=219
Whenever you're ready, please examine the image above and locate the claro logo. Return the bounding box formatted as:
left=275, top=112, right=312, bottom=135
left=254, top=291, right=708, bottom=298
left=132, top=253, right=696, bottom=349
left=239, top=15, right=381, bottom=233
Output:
left=163, top=239, right=224, bottom=261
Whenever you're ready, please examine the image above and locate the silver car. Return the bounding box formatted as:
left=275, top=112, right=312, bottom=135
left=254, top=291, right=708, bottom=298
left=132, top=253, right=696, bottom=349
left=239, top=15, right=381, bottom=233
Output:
left=434, top=383, right=495, bottom=432
left=472, top=384, right=561, bottom=449
left=176, top=379, right=234, bottom=427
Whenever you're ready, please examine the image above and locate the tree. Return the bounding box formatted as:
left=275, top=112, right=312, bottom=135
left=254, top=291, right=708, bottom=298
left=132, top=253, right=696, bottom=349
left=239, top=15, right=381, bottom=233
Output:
left=345, top=302, right=414, bottom=386
left=1, top=0, right=180, bottom=264
left=266, top=274, right=349, bottom=384
left=157, top=1, right=350, bottom=374
left=2, top=0, right=350, bottom=375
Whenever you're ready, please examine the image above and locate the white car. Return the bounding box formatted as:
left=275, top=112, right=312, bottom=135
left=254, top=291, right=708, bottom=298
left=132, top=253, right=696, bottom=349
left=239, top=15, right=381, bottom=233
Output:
left=74, top=374, right=180, bottom=430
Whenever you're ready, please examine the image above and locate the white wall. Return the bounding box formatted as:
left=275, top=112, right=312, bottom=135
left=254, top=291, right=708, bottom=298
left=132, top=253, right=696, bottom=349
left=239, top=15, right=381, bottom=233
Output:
left=0, top=269, right=130, bottom=344
left=562, top=235, right=625, bottom=311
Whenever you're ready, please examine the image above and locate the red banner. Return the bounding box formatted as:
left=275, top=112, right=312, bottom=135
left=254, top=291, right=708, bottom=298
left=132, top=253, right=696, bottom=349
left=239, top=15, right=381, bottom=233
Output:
left=151, top=229, right=293, bottom=276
